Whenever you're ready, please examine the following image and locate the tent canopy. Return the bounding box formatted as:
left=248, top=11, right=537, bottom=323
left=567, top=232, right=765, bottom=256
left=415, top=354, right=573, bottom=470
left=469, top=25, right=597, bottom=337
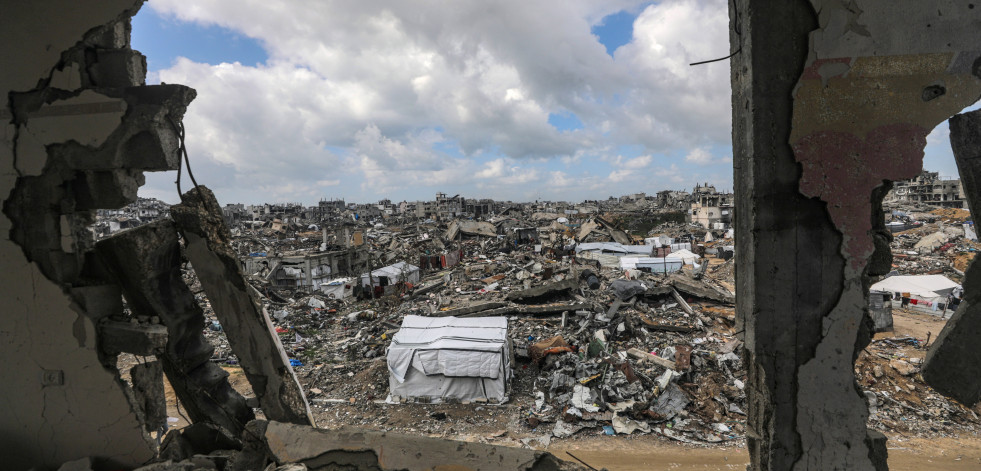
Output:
left=666, top=248, right=700, bottom=265
left=870, top=275, right=960, bottom=300
left=360, top=261, right=420, bottom=287
left=387, top=315, right=511, bottom=403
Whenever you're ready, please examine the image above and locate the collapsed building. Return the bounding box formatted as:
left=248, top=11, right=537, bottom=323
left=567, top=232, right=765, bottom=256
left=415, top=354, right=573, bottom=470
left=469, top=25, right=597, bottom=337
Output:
left=689, top=183, right=734, bottom=230
left=885, top=169, right=967, bottom=209
left=3, top=1, right=981, bottom=471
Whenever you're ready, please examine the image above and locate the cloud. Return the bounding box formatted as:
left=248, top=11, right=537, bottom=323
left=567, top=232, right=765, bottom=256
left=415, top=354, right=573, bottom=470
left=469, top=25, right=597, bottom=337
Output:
left=140, top=0, right=733, bottom=203
left=685, top=147, right=731, bottom=166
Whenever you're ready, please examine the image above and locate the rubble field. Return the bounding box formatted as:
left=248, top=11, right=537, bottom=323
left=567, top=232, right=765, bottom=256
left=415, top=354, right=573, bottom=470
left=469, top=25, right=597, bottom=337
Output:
left=104, top=198, right=978, bottom=464
left=115, top=206, right=981, bottom=448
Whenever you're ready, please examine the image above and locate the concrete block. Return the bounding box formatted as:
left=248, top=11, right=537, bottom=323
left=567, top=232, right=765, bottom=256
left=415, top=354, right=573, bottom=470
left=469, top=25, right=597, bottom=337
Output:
left=96, top=220, right=255, bottom=436
left=262, top=421, right=576, bottom=471
left=923, top=109, right=981, bottom=406
left=131, top=360, right=167, bottom=432
left=73, top=169, right=143, bottom=210
left=87, top=49, right=146, bottom=88
left=98, top=320, right=168, bottom=356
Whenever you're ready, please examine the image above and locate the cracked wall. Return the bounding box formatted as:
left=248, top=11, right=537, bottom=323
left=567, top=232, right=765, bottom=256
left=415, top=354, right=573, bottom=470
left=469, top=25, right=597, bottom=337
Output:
left=0, top=2, right=192, bottom=469
left=734, top=1, right=981, bottom=470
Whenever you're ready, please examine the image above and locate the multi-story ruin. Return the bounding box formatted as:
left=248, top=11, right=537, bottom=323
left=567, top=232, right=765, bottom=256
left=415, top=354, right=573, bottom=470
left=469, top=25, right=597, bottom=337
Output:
left=887, top=170, right=966, bottom=208
left=690, top=183, right=734, bottom=229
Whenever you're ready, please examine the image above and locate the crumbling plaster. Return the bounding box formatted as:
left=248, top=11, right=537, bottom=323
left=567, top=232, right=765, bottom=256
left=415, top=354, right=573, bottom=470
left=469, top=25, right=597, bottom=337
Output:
left=734, top=1, right=981, bottom=470
left=0, top=1, right=187, bottom=469
left=791, top=2, right=981, bottom=470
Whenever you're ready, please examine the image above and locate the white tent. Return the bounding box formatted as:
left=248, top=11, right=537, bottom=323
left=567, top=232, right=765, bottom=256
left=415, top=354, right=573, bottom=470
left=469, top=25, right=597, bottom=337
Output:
left=387, top=315, right=512, bottom=404
left=870, top=275, right=960, bottom=301
left=360, top=261, right=421, bottom=290
left=666, top=248, right=700, bottom=265
left=320, top=277, right=354, bottom=299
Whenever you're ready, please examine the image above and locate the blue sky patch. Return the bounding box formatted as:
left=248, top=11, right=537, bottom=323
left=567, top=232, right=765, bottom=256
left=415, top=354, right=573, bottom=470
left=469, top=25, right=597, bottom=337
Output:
left=548, top=112, right=585, bottom=132
left=132, top=7, right=268, bottom=70
left=592, top=10, right=637, bottom=57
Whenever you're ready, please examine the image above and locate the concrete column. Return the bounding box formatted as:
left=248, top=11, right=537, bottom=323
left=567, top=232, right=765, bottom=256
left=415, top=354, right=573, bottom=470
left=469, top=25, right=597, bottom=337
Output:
left=96, top=220, right=255, bottom=437
left=172, top=186, right=315, bottom=426
left=922, top=110, right=981, bottom=405
left=734, top=2, right=981, bottom=469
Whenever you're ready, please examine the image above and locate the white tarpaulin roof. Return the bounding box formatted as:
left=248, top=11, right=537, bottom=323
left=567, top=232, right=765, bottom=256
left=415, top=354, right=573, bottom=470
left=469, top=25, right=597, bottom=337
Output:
left=666, top=248, right=699, bottom=264
left=360, top=261, right=420, bottom=286
left=388, top=316, right=508, bottom=382
left=387, top=315, right=511, bottom=403
left=870, top=275, right=961, bottom=299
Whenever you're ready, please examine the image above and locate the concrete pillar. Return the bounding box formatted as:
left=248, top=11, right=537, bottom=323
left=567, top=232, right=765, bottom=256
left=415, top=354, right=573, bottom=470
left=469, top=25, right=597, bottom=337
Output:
left=96, top=220, right=255, bottom=437
left=171, top=186, right=315, bottom=426
left=922, top=109, right=981, bottom=405
left=732, top=1, right=981, bottom=469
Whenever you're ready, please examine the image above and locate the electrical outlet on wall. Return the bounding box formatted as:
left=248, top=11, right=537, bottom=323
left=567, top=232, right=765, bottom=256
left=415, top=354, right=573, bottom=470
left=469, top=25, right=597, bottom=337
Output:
left=41, top=370, right=64, bottom=386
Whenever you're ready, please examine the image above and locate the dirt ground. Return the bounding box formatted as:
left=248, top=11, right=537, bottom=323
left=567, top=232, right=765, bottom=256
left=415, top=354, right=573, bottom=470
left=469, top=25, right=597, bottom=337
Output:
left=550, top=434, right=981, bottom=470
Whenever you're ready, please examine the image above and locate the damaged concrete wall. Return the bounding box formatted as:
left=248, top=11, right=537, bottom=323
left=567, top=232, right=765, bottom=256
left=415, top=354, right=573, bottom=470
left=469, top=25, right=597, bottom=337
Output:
left=0, top=2, right=193, bottom=469
left=733, top=1, right=981, bottom=469
left=921, top=109, right=981, bottom=405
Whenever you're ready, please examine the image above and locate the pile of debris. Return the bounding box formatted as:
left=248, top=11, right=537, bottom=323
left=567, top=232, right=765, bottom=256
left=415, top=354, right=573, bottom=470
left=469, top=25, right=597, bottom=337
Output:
left=105, top=193, right=980, bottom=456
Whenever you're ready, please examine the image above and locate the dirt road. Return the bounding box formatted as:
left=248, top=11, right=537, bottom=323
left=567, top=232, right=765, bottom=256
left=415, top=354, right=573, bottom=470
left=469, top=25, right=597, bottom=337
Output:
left=551, top=434, right=981, bottom=471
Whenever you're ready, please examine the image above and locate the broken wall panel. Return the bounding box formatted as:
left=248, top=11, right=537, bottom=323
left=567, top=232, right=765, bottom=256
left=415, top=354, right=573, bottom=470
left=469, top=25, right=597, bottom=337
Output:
left=96, top=220, right=256, bottom=437
left=171, top=186, right=315, bottom=426
left=0, top=1, right=189, bottom=468
left=922, top=109, right=981, bottom=405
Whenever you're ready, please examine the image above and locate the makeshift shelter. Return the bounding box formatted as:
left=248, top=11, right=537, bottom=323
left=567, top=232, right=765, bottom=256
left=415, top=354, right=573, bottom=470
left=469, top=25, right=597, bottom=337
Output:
left=387, top=315, right=512, bottom=404
left=360, top=262, right=421, bottom=295
left=870, top=275, right=961, bottom=312
left=320, top=277, right=353, bottom=299
left=666, top=249, right=700, bottom=265
left=868, top=290, right=893, bottom=332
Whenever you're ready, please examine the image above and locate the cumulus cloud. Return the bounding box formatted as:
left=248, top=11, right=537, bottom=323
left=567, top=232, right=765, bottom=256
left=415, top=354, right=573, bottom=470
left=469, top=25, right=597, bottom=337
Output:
left=140, top=0, right=733, bottom=203
left=684, top=147, right=731, bottom=166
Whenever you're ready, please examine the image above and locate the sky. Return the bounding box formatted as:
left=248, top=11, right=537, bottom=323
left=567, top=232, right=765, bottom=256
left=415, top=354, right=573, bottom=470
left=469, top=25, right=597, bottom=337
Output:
left=131, top=0, right=959, bottom=206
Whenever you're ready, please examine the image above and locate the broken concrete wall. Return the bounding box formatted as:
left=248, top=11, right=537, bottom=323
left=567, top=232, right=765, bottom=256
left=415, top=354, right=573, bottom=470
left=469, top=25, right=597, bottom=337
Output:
left=0, top=1, right=193, bottom=469
left=734, top=1, right=981, bottom=469
left=172, top=187, right=316, bottom=426
left=262, top=421, right=575, bottom=471
left=96, top=220, right=256, bottom=437
left=922, top=109, right=981, bottom=405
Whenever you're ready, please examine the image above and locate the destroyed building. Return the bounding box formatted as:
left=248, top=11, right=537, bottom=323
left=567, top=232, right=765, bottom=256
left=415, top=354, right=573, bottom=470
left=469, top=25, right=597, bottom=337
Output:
left=4, top=1, right=981, bottom=471
left=885, top=169, right=967, bottom=208
left=689, top=183, right=734, bottom=229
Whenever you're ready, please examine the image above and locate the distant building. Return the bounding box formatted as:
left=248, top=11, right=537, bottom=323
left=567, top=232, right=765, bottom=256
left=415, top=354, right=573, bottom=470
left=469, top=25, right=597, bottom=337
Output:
left=888, top=170, right=965, bottom=208
left=690, top=183, right=733, bottom=229
left=435, top=192, right=465, bottom=220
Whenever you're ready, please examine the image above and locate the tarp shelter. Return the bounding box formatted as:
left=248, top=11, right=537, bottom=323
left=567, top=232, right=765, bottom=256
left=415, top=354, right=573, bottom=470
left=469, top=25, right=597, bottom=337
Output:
left=666, top=249, right=700, bottom=265
left=870, top=274, right=961, bottom=305
left=360, top=262, right=421, bottom=293
left=320, top=277, right=354, bottom=299
left=387, top=315, right=512, bottom=404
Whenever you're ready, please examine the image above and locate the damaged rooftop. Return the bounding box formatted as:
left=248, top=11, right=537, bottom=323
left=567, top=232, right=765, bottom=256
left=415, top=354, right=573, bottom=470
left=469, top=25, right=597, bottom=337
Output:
left=4, top=1, right=981, bottom=471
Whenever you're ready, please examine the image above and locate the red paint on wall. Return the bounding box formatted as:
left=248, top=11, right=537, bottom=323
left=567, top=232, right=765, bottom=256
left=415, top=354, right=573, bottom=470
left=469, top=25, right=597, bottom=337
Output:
left=792, top=124, right=928, bottom=267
